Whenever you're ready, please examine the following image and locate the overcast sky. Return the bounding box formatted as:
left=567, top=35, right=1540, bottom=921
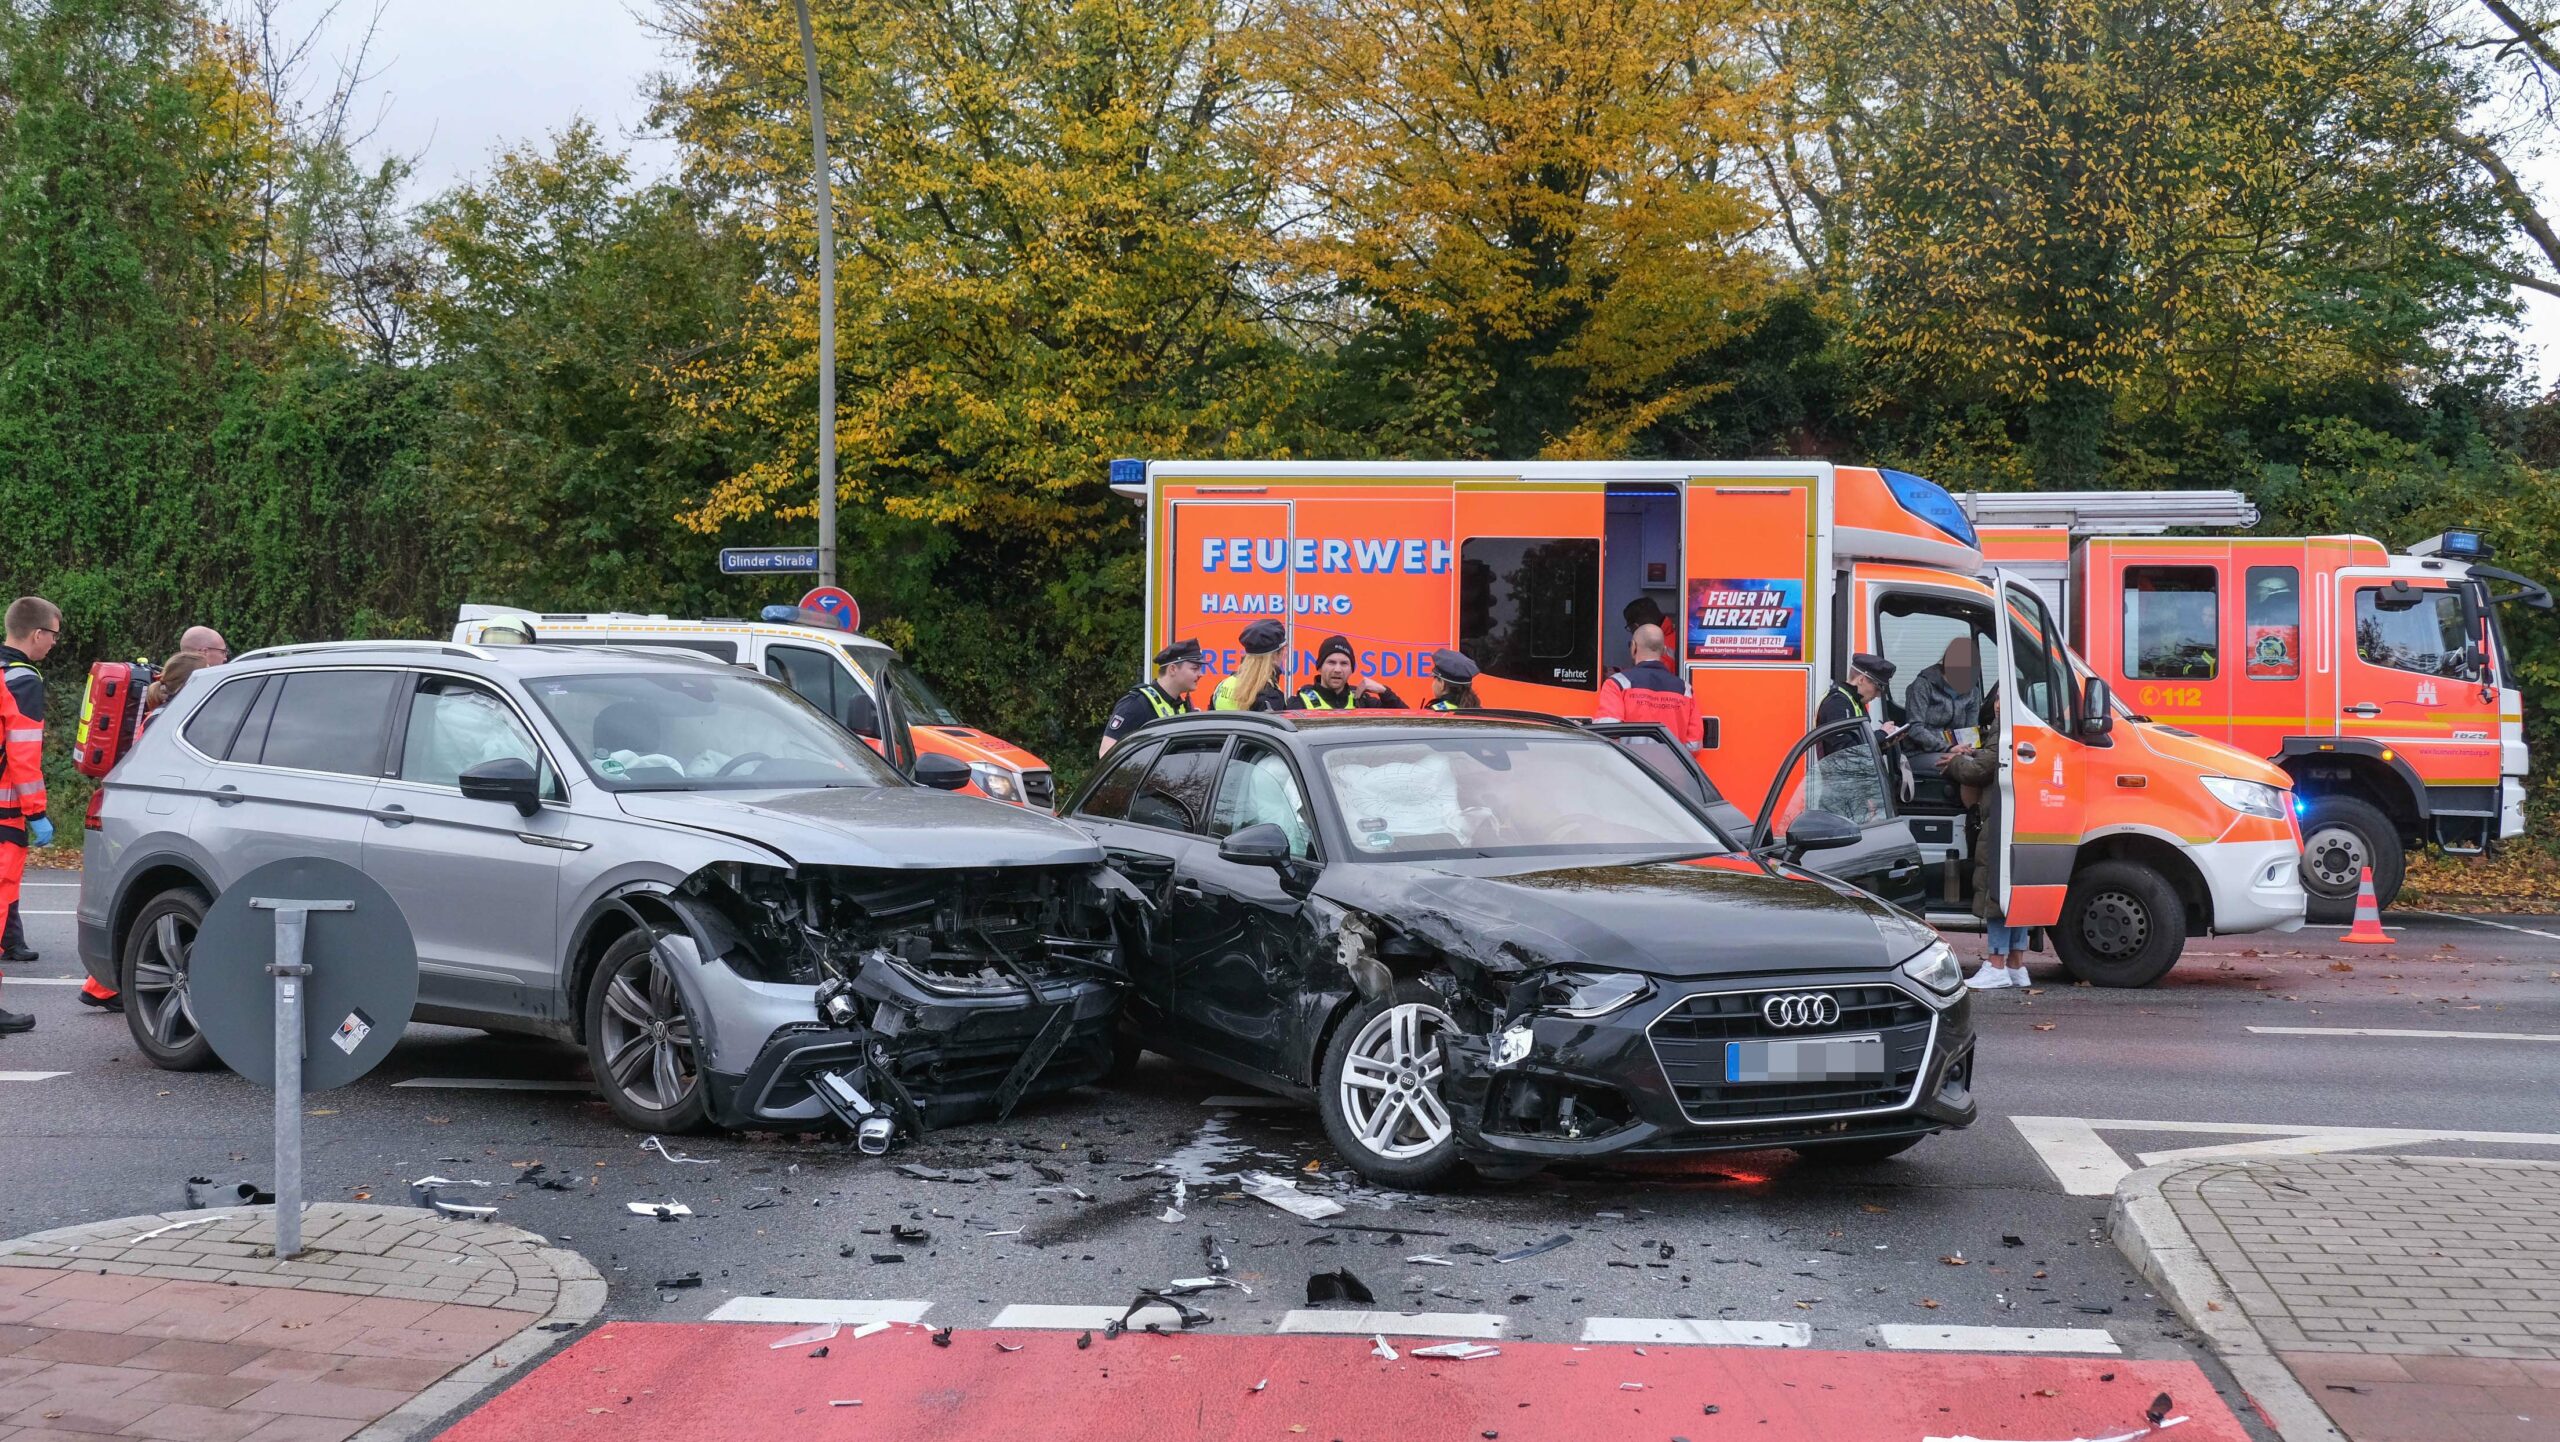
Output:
left=309, top=0, right=2560, bottom=391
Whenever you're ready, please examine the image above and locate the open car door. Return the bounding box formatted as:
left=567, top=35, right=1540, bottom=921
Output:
left=1749, top=719, right=1927, bottom=910
left=1578, top=720, right=1754, bottom=841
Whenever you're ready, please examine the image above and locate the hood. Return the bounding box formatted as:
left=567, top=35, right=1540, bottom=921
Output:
left=2128, top=721, right=2291, bottom=788
left=917, top=726, right=1049, bottom=772
left=1313, top=853, right=1921, bottom=979
left=615, top=785, right=1105, bottom=869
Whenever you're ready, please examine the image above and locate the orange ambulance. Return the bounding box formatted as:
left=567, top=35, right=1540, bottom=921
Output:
left=1971, top=492, right=2550, bottom=921
left=1114, top=459, right=2306, bottom=986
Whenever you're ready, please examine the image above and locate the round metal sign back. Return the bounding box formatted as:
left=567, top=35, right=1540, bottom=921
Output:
left=186, top=857, right=418, bottom=1091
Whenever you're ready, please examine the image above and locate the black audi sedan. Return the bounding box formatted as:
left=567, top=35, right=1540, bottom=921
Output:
left=1060, top=711, right=1975, bottom=1187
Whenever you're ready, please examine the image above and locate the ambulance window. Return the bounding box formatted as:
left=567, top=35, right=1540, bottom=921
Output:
left=2355, top=588, right=2475, bottom=679
left=181, top=675, right=265, bottom=760
left=1873, top=596, right=1994, bottom=726
left=545, top=636, right=740, bottom=663
left=2243, top=567, right=2301, bottom=680
left=2123, top=567, right=2219, bottom=680
left=2006, top=590, right=2072, bottom=730
left=764, top=644, right=848, bottom=721
left=1460, top=538, right=1600, bottom=691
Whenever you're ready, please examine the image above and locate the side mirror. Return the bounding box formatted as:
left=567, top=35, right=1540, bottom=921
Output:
left=912, top=752, right=973, bottom=791
left=1782, top=809, right=1860, bottom=857
left=2079, top=677, right=2116, bottom=738
left=844, top=690, right=882, bottom=740
left=1218, top=822, right=1295, bottom=868
left=458, top=756, right=542, bottom=817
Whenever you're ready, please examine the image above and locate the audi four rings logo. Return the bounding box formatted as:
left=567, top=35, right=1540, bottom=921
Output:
left=1762, top=993, right=1840, bottom=1029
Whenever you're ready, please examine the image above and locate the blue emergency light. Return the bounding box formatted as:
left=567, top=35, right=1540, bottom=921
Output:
left=1876, top=468, right=1980, bottom=548
left=762, top=604, right=856, bottom=632
left=1109, top=458, right=1147, bottom=486
left=2408, top=529, right=2492, bottom=561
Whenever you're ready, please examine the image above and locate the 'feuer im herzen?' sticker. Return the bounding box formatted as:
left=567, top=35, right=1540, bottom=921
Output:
left=331, top=1009, right=374, bottom=1056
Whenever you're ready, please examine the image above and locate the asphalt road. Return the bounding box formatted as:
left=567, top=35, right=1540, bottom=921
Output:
left=4, top=868, right=2556, bottom=1438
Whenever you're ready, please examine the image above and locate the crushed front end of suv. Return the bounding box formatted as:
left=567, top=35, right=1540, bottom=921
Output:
left=1061, top=712, right=1975, bottom=1187
left=79, top=643, right=1129, bottom=1149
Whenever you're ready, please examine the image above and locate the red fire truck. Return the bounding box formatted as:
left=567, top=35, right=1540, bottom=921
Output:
left=1973, top=491, right=2550, bottom=920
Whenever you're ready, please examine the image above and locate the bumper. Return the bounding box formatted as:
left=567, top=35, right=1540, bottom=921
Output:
left=1440, top=972, right=1975, bottom=1164
left=2200, top=837, right=2306, bottom=935
left=2502, top=777, right=2528, bottom=842
left=702, top=963, right=1120, bottom=1131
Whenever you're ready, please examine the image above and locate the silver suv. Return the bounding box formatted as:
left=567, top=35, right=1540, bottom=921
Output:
left=78, top=642, right=1128, bottom=1137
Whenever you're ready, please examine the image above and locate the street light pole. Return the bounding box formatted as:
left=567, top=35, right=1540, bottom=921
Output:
left=791, top=0, right=838, bottom=589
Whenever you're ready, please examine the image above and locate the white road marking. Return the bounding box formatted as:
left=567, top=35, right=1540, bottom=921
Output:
left=1877, top=1324, right=2120, bottom=1355
left=1274, top=1310, right=1505, bottom=1339
left=0, top=1071, right=69, bottom=1082
left=2404, top=908, right=2560, bottom=942
left=390, top=1077, right=593, bottom=1092
left=16, top=910, right=74, bottom=916
left=1579, top=1317, right=1808, bottom=1347
left=2014, top=1115, right=2560, bottom=1195
left=987, top=1303, right=1191, bottom=1331
left=2247, top=1025, right=2560, bottom=1042
left=0, top=977, right=87, bottom=986
left=705, top=1297, right=931, bottom=1325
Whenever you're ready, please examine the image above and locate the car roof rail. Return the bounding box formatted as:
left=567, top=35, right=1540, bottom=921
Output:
left=234, top=639, right=494, bottom=664
left=1157, top=710, right=1298, bottom=731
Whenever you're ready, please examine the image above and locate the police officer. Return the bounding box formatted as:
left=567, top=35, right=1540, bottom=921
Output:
left=1293, top=635, right=1405, bottom=710
left=1816, top=652, right=1895, bottom=757
left=1213, top=619, right=1291, bottom=712
left=1425, top=648, right=1480, bottom=710
left=1102, top=638, right=1207, bottom=757
left=0, top=597, right=59, bottom=1036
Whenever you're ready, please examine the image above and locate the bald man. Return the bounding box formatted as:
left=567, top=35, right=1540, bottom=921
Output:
left=180, top=626, right=229, bottom=665
left=1593, top=623, right=1703, bottom=748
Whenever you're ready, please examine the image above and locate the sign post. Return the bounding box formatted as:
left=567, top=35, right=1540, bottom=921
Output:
left=190, top=859, right=417, bottom=1261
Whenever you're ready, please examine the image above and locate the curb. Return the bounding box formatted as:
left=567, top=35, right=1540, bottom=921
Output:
left=1, top=1204, right=604, bottom=1442
left=2108, top=1162, right=2342, bottom=1442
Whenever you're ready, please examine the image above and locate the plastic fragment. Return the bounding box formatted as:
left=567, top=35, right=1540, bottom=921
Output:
left=1406, top=1255, right=1454, bottom=1267
left=656, top=1273, right=702, bottom=1289
left=1619, top=1382, right=1645, bottom=1391
left=871, top=1253, right=905, bottom=1264
left=995, top=1342, right=1022, bottom=1353
left=432, top=1200, right=497, bottom=1220
left=626, top=1201, right=691, bottom=1218
left=641, top=1136, right=714, bottom=1166
left=127, top=1215, right=227, bottom=1244
left=1370, top=1334, right=1398, bottom=1361
left=807, top=1346, right=829, bottom=1358
left=1241, top=1171, right=1346, bottom=1221
left=1307, top=1268, right=1376, bottom=1305
left=237, top=1183, right=275, bottom=1205
left=828, top=1400, right=861, bottom=1407
left=2147, top=1392, right=2173, bottom=1425
left=890, top=1224, right=931, bottom=1244
left=1160, top=1207, right=1186, bottom=1223
left=1251, top=1379, right=1268, bottom=1393
left=1409, top=1342, right=1499, bottom=1360
left=850, top=1321, right=891, bottom=1340
left=1077, top=1330, right=1092, bottom=1349
left=770, top=1324, right=840, bottom=1350
left=1494, top=1234, right=1572, bottom=1263
left=930, top=1326, right=953, bottom=1348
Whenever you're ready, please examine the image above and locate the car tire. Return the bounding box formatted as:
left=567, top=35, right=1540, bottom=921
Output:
left=1791, top=1134, right=1926, bottom=1166
left=585, top=928, right=710, bottom=1134
left=122, top=887, right=218, bottom=1072
left=1316, top=980, right=1465, bottom=1190
left=2053, top=859, right=2186, bottom=988
left=2298, top=795, right=2401, bottom=925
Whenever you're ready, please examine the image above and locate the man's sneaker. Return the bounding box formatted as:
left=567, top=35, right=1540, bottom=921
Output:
left=1963, top=965, right=2016, bottom=991
left=0, top=1007, right=33, bottom=1035
left=1, top=946, right=37, bottom=964
left=78, top=989, right=122, bottom=1014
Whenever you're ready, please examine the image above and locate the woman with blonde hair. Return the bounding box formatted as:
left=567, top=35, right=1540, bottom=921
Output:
left=139, top=651, right=207, bottom=730
left=1212, top=620, right=1290, bottom=712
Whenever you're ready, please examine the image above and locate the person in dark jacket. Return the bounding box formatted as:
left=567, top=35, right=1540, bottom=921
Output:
left=1426, top=648, right=1480, bottom=710
left=1293, top=634, right=1405, bottom=709
left=1102, top=638, right=1206, bottom=757
left=1944, top=687, right=2032, bottom=990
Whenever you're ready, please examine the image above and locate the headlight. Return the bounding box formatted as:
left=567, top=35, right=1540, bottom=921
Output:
left=2202, top=775, right=2287, bottom=819
left=1900, top=941, right=1963, bottom=997
left=1493, top=1024, right=1534, bottom=1068
left=968, top=762, right=1024, bottom=803
left=1536, top=970, right=1653, bottom=1018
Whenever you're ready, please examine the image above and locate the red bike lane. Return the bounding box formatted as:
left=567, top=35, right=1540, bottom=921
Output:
left=438, top=1322, right=2253, bottom=1442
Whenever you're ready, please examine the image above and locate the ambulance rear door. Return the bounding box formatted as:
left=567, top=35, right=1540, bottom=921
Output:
left=1452, top=477, right=1604, bottom=711
left=1681, top=473, right=1826, bottom=800
left=1164, top=494, right=1298, bottom=697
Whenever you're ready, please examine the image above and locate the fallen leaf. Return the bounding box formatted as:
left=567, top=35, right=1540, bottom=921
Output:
left=2032, top=1023, right=2056, bottom=1031
left=1302, top=1159, right=1321, bottom=1173
left=1860, top=1204, right=1889, bottom=1214
left=2206, top=1301, right=2222, bottom=1312
left=2328, top=961, right=2354, bottom=973
left=1918, top=1299, right=1941, bottom=1309
left=1940, top=1255, right=1967, bottom=1266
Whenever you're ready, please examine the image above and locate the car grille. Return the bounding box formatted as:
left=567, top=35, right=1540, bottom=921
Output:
left=1645, top=985, right=1935, bottom=1124
left=1021, top=770, right=1056, bottom=809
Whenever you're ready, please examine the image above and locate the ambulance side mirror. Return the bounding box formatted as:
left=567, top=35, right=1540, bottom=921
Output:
left=2079, top=678, right=2115, bottom=739
left=843, top=690, right=882, bottom=740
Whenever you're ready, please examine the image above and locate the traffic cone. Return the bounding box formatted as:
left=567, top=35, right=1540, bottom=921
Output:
left=2340, top=866, right=2395, bottom=945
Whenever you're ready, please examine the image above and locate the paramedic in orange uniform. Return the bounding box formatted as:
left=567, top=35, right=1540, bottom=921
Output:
left=1593, top=624, right=1703, bottom=748
left=0, top=597, right=61, bottom=1036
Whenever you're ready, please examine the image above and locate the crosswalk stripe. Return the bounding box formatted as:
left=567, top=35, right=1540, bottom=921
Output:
left=2247, top=1025, right=2560, bottom=1042
left=1579, top=1317, right=1809, bottom=1347
left=1875, top=1324, right=2120, bottom=1354
left=1275, top=1310, right=1506, bottom=1339
left=987, top=1303, right=1191, bottom=1331
left=0, top=1071, right=70, bottom=1082
left=703, top=1297, right=931, bottom=1324
left=0, top=977, right=86, bottom=986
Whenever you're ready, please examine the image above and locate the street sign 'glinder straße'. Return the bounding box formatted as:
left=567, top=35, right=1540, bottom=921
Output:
left=719, top=547, right=822, bottom=575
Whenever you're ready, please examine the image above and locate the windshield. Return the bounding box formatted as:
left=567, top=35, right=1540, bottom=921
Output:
left=1316, top=734, right=1726, bottom=861
left=527, top=670, right=905, bottom=792
left=847, top=650, right=964, bottom=726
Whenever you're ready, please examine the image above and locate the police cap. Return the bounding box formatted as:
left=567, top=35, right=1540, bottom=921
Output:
left=1850, top=652, right=1896, bottom=685
left=1430, top=648, right=1479, bottom=683
left=1239, top=619, right=1287, bottom=656
left=1153, top=637, right=1209, bottom=668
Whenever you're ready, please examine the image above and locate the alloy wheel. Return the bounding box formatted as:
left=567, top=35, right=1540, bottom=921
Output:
left=2080, top=891, right=2151, bottom=958
left=1336, top=1002, right=1454, bottom=1161
left=598, top=945, right=698, bottom=1112
left=130, top=912, right=199, bottom=1052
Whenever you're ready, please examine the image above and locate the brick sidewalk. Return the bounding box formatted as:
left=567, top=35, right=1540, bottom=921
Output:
left=0, top=1204, right=600, bottom=1442
left=2156, top=1156, right=2560, bottom=1442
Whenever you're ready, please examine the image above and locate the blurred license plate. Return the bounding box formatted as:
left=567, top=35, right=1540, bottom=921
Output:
left=1725, top=1034, right=1884, bottom=1083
